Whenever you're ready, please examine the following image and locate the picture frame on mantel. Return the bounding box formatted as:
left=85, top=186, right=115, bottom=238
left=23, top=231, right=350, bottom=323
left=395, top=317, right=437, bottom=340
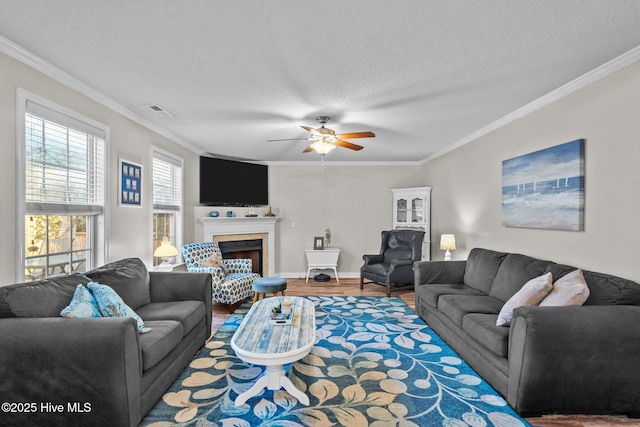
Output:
left=119, top=158, right=142, bottom=207
left=313, top=236, right=324, bottom=250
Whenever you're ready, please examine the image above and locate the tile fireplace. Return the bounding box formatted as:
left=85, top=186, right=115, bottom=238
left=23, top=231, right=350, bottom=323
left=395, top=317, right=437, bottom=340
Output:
left=198, top=217, right=280, bottom=276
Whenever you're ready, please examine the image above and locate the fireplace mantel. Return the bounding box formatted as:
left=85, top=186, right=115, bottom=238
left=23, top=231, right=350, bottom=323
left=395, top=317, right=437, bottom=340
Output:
left=198, top=217, right=281, bottom=276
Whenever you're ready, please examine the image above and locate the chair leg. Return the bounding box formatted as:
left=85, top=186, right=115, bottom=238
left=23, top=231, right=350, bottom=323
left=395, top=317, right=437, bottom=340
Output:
left=253, top=292, right=259, bottom=303
left=360, top=276, right=364, bottom=290
left=386, top=284, right=391, bottom=298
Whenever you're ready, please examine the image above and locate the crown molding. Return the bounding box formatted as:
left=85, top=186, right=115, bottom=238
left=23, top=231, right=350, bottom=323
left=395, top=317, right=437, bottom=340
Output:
left=421, top=44, right=640, bottom=164
left=0, top=35, right=206, bottom=156
left=266, top=160, right=422, bottom=167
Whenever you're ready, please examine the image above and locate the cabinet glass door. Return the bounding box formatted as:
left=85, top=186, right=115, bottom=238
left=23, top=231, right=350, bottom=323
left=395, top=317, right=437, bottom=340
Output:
left=396, top=198, right=408, bottom=223
left=411, top=197, right=425, bottom=223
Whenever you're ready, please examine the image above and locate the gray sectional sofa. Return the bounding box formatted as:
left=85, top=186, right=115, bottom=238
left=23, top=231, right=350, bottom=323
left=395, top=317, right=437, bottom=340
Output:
left=414, top=248, right=640, bottom=417
left=0, top=258, right=212, bottom=427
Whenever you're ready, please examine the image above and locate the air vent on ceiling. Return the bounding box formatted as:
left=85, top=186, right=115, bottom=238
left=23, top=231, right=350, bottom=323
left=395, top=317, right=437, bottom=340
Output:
left=145, top=104, right=174, bottom=118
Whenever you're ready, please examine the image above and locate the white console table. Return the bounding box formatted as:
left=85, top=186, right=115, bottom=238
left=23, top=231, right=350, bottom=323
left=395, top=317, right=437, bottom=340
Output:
left=305, top=248, right=340, bottom=283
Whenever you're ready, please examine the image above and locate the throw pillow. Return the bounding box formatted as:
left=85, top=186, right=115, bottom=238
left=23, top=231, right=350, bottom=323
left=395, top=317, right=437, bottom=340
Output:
left=87, top=282, right=151, bottom=333
left=60, top=284, right=102, bottom=318
left=202, top=256, right=228, bottom=276
left=539, top=269, right=590, bottom=306
left=496, top=272, right=553, bottom=326
left=84, top=258, right=151, bottom=310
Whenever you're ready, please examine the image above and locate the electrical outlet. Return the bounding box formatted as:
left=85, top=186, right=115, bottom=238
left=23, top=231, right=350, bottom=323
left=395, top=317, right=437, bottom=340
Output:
left=291, top=221, right=296, bottom=228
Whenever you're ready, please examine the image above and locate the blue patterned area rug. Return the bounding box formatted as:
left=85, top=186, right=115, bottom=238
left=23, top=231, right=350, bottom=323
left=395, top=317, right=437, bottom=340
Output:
left=140, top=296, right=530, bottom=427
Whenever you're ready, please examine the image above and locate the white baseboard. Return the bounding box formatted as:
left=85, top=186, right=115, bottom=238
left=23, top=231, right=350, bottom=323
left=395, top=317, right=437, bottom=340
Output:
left=273, top=271, right=361, bottom=280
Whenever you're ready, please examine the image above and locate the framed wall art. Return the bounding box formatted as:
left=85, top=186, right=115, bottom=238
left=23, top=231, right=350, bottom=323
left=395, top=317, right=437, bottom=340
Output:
left=313, top=236, right=324, bottom=250
left=119, top=158, right=142, bottom=207
left=502, top=139, right=585, bottom=231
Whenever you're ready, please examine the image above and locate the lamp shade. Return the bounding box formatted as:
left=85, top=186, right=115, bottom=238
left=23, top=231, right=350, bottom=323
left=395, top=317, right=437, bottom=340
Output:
left=440, top=234, right=456, bottom=251
left=154, top=239, right=179, bottom=258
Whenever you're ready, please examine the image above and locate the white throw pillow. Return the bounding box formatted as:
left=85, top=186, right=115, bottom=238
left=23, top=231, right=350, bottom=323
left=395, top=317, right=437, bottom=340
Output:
left=496, top=272, right=553, bottom=326
left=539, top=269, right=590, bottom=307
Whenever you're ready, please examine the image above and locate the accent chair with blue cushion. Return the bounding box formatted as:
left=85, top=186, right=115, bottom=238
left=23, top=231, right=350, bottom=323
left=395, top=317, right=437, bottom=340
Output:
left=182, top=242, right=261, bottom=310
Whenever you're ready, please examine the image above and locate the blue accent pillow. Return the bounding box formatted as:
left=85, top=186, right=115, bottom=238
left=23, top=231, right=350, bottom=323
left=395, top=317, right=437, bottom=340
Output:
left=60, top=284, right=102, bottom=318
left=87, top=282, right=151, bottom=333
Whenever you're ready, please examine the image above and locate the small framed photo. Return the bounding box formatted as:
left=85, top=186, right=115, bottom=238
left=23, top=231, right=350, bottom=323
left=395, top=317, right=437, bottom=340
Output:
left=119, top=158, right=142, bottom=207
left=313, top=236, right=324, bottom=250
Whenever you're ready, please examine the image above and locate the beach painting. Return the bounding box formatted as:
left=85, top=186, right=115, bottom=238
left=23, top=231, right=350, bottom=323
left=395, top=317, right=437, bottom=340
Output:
left=502, top=139, right=585, bottom=231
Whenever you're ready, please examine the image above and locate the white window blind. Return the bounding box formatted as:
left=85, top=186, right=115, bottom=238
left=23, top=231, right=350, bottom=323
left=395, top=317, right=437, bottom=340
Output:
left=153, top=151, right=182, bottom=211
left=25, top=101, right=105, bottom=214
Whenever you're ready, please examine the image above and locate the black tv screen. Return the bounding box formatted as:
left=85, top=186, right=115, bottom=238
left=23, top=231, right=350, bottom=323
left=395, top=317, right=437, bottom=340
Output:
left=199, top=157, right=269, bottom=206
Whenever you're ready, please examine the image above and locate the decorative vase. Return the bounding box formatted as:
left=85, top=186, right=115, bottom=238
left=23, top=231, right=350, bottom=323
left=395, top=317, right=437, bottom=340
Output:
left=209, top=211, right=219, bottom=217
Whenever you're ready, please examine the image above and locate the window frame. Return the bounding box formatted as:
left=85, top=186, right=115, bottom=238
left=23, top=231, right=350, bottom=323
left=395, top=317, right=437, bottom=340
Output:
left=151, top=147, right=183, bottom=265
left=16, top=88, right=109, bottom=282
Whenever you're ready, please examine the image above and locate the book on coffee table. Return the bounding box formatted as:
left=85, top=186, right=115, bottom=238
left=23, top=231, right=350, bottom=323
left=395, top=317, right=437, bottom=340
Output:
left=269, top=312, right=292, bottom=325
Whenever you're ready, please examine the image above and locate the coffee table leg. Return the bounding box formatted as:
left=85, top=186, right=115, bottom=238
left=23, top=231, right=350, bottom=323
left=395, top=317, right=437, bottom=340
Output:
left=234, top=364, right=310, bottom=407
left=280, top=375, right=310, bottom=406
left=235, top=375, right=269, bottom=406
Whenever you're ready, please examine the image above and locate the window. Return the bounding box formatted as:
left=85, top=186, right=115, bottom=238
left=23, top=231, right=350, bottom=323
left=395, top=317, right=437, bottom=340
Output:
left=152, top=150, right=182, bottom=265
left=17, top=90, right=107, bottom=282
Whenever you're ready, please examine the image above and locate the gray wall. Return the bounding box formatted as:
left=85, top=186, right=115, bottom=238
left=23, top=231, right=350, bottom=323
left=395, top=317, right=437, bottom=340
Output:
left=422, top=59, right=640, bottom=282
left=268, top=163, right=423, bottom=277
left=0, top=51, right=201, bottom=285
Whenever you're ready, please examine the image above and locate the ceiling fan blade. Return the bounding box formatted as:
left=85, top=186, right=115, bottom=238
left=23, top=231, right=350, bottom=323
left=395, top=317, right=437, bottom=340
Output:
left=301, top=125, right=321, bottom=136
left=267, top=137, right=310, bottom=142
left=302, top=145, right=315, bottom=153
left=335, top=131, right=375, bottom=139
left=334, top=139, right=364, bottom=151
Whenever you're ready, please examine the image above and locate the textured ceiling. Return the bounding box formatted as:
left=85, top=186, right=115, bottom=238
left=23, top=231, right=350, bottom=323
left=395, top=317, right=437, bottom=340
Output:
left=2, top=1, right=640, bottom=162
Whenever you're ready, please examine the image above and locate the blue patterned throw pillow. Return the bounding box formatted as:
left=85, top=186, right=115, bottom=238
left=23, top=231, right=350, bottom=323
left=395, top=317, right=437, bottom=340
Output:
left=60, top=284, right=102, bottom=318
left=87, top=281, right=151, bottom=333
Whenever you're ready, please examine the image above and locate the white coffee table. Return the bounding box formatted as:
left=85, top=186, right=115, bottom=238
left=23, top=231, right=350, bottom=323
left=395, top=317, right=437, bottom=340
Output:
left=231, top=296, right=315, bottom=406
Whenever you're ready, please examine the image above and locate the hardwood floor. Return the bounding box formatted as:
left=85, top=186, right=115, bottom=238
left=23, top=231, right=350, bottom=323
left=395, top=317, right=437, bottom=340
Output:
left=210, top=278, right=637, bottom=427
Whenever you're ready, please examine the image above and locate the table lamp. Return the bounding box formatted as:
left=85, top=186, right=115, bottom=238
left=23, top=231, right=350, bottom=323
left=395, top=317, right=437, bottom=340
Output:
left=440, top=234, right=456, bottom=261
left=154, top=237, right=179, bottom=268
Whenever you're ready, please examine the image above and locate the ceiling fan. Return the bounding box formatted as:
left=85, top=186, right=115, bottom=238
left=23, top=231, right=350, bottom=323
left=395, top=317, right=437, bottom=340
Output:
left=268, top=116, right=375, bottom=155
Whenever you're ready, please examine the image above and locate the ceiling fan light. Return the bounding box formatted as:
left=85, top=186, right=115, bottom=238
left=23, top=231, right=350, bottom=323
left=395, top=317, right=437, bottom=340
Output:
left=310, top=140, right=336, bottom=155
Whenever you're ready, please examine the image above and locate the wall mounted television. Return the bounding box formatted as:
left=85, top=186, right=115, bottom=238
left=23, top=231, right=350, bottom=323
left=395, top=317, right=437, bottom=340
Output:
left=199, top=156, right=269, bottom=206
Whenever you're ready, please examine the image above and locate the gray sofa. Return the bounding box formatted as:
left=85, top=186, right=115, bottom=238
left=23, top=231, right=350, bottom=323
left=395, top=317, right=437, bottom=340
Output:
left=0, top=258, right=212, bottom=427
left=414, top=248, right=640, bottom=417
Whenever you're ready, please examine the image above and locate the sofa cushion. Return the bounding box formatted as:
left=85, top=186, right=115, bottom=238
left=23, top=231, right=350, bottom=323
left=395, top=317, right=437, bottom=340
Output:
left=463, top=313, right=510, bottom=358
left=540, top=269, right=590, bottom=307
left=136, top=301, right=205, bottom=337
left=438, top=294, right=504, bottom=328
left=496, top=273, right=552, bottom=326
left=85, top=258, right=151, bottom=310
left=60, top=284, right=102, bottom=318
left=582, top=270, right=640, bottom=306
left=418, top=284, right=485, bottom=308
left=138, top=320, right=184, bottom=371
left=4, top=273, right=91, bottom=318
left=88, top=282, right=151, bottom=333
left=463, top=248, right=508, bottom=294
left=489, top=253, right=551, bottom=302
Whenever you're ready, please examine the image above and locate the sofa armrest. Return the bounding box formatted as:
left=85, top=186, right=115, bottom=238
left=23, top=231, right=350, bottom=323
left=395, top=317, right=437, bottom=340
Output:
left=508, top=305, right=640, bottom=416
left=0, top=317, right=141, bottom=427
left=149, top=271, right=212, bottom=334
left=414, top=260, right=466, bottom=286
left=362, top=254, right=384, bottom=265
